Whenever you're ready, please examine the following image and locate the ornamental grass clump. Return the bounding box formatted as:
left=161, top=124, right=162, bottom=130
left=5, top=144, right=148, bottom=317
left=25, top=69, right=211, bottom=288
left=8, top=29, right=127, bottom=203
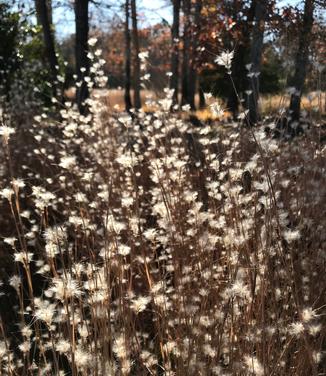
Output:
left=0, top=45, right=325, bottom=376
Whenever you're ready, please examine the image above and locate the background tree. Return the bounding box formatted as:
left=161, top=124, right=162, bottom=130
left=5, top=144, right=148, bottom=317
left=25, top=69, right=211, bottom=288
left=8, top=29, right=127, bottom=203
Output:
left=247, top=0, right=268, bottom=125
left=74, top=0, right=90, bottom=113
left=81, top=22, right=170, bottom=93
left=35, top=0, right=53, bottom=26
left=124, top=0, right=132, bottom=111
left=34, top=0, right=59, bottom=96
left=188, top=0, right=202, bottom=110
left=170, top=0, right=181, bottom=106
left=181, top=0, right=192, bottom=108
left=226, top=0, right=256, bottom=118
left=0, top=3, right=20, bottom=99
left=0, top=3, right=56, bottom=114
left=288, top=0, right=315, bottom=123
left=131, top=0, right=141, bottom=109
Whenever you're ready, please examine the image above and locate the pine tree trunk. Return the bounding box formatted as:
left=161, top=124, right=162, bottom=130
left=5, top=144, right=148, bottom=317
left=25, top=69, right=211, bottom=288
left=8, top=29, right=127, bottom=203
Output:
left=131, top=0, right=141, bottom=109
left=181, top=0, right=191, bottom=107
left=170, top=0, right=181, bottom=106
left=289, top=0, right=314, bottom=123
left=74, top=0, right=89, bottom=114
left=124, top=0, right=132, bottom=111
left=35, top=0, right=58, bottom=95
left=247, top=0, right=267, bottom=125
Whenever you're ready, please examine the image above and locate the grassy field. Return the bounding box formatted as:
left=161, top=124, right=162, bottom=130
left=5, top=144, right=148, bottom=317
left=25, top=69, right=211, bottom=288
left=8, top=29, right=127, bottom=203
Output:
left=0, top=82, right=325, bottom=374
left=85, top=88, right=326, bottom=119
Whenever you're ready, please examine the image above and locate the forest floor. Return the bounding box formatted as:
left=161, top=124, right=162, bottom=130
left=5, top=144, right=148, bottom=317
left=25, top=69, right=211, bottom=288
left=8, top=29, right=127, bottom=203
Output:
left=85, top=88, right=326, bottom=120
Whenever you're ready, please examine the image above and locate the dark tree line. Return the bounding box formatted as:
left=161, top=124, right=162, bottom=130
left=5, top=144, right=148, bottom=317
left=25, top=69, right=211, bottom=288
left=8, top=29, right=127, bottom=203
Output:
left=126, top=0, right=315, bottom=126
left=32, top=0, right=319, bottom=122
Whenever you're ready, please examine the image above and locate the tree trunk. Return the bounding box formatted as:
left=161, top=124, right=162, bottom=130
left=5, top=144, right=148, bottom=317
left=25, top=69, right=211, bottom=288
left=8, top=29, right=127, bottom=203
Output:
left=35, top=0, right=53, bottom=26
left=188, top=0, right=202, bottom=110
left=247, top=0, right=267, bottom=125
left=130, top=0, right=141, bottom=109
left=170, top=0, right=181, bottom=106
left=227, top=0, right=256, bottom=119
left=198, top=87, right=205, bottom=109
left=35, top=0, right=58, bottom=95
left=46, top=0, right=53, bottom=25
left=227, top=41, right=250, bottom=120
left=124, top=0, right=132, bottom=111
left=74, top=0, right=89, bottom=114
left=289, top=0, right=314, bottom=122
left=227, top=43, right=247, bottom=118
left=181, top=0, right=191, bottom=107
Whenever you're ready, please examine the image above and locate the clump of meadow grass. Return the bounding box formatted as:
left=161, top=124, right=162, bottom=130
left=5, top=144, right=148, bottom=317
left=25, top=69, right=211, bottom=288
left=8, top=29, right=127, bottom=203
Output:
left=0, top=44, right=325, bottom=376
